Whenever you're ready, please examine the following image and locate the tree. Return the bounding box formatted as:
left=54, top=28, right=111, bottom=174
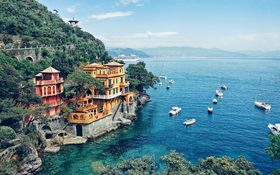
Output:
left=266, top=135, right=280, bottom=159
left=126, top=61, right=159, bottom=92
left=66, top=72, right=104, bottom=107
left=0, top=126, right=16, bottom=143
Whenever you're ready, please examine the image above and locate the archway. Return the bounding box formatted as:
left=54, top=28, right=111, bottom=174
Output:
left=76, top=124, right=83, bottom=136
left=25, top=56, right=34, bottom=62
left=41, top=125, right=52, bottom=139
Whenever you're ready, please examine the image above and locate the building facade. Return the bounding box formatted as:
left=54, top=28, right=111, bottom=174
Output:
left=34, top=67, right=64, bottom=117
left=68, top=62, right=134, bottom=126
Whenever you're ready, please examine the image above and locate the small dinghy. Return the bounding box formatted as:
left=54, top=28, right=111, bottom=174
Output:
left=159, top=76, right=167, bottom=79
left=159, top=82, right=163, bottom=86
left=255, top=101, right=271, bottom=110
left=169, top=80, right=175, bottom=84
left=215, top=89, right=223, bottom=97
left=220, top=84, right=228, bottom=90
left=169, top=107, right=181, bottom=116
left=166, top=86, right=170, bottom=90
left=213, top=99, right=218, bottom=104
left=183, top=118, right=196, bottom=126
left=208, top=106, right=213, bottom=113
left=268, top=123, right=280, bottom=135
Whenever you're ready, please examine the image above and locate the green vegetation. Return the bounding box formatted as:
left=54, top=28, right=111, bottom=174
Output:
left=66, top=71, right=104, bottom=107
left=95, top=151, right=261, bottom=175
left=266, top=135, right=280, bottom=174
left=126, top=61, right=159, bottom=92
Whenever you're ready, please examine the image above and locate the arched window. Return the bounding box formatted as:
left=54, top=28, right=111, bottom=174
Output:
left=73, top=115, right=78, bottom=120
left=47, top=86, right=52, bottom=95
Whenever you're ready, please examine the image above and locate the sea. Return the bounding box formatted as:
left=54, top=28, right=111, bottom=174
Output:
left=38, top=57, right=280, bottom=175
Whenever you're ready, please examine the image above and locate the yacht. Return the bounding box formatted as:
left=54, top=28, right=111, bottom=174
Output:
left=255, top=101, right=271, bottom=110
left=183, top=118, right=196, bottom=126
left=169, top=107, right=181, bottom=116
left=208, top=106, right=213, bottom=113
left=158, top=82, right=163, bottom=86
left=166, top=86, right=170, bottom=90
left=213, top=99, right=218, bottom=104
left=115, top=54, right=140, bottom=62
left=268, top=123, right=280, bottom=135
left=215, top=89, right=223, bottom=97
left=169, top=80, right=175, bottom=84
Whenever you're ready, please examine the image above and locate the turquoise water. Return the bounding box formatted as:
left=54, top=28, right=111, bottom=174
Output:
left=38, top=57, right=280, bottom=175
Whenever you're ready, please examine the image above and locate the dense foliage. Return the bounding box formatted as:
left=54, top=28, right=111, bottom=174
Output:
left=126, top=61, right=159, bottom=92
left=95, top=151, right=261, bottom=175
left=266, top=135, right=280, bottom=174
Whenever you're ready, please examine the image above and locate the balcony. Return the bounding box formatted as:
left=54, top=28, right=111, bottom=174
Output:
left=41, top=89, right=64, bottom=97
left=75, top=104, right=97, bottom=112
left=96, top=71, right=124, bottom=78
left=36, top=78, right=64, bottom=85
left=93, top=92, right=122, bottom=99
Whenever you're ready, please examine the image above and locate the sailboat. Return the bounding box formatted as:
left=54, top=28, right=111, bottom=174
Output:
left=159, top=63, right=167, bottom=79
left=255, top=78, right=271, bottom=110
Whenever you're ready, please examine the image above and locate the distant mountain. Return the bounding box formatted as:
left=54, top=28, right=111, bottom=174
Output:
left=242, top=50, right=280, bottom=58
left=108, top=48, right=150, bottom=58
left=142, top=47, right=248, bottom=58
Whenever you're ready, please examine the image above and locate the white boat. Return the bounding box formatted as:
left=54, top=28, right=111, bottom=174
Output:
left=183, top=118, right=196, bottom=126
left=220, top=84, right=228, bottom=90
left=159, top=76, right=167, bottom=79
left=169, top=80, right=175, bottom=84
left=115, top=54, right=140, bottom=62
left=215, top=90, right=223, bottom=97
left=169, top=107, right=181, bottom=116
left=213, top=99, right=218, bottom=104
left=268, top=123, right=280, bottom=135
left=166, top=86, right=170, bottom=90
left=255, top=101, right=271, bottom=110
left=158, top=82, right=162, bottom=86
left=208, top=106, right=213, bottom=113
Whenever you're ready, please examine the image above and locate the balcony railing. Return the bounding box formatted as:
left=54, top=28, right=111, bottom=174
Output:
left=75, top=104, right=97, bottom=112
left=41, top=90, right=64, bottom=97
left=120, top=81, right=129, bottom=87
left=48, top=101, right=64, bottom=107
left=36, top=78, right=64, bottom=85
left=93, top=92, right=122, bottom=99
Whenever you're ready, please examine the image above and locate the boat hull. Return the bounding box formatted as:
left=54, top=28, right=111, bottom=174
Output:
left=255, top=101, right=271, bottom=110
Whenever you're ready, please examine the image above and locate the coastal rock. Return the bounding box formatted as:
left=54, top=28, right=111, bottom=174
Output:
left=19, top=145, right=42, bottom=175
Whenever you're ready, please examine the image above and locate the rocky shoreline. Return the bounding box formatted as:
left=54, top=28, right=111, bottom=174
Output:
left=7, top=94, right=151, bottom=175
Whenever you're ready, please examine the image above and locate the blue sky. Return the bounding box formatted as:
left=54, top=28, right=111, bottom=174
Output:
left=38, top=0, right=280, bottom=51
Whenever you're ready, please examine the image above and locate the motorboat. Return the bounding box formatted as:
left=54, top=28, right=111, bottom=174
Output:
left=166, top=86, right=170, bottom=90
left=169, top=80, right=175, bottom=84
left=215, top=89, right=223, bottom=97
left=159, top=76, right=167, bottom=79
left=208, top=106, right=213, bottom=113
left=255, top=101, right=271, bottom=110
left=159, top=82, right=163, bottom=86
left=268, top=123, right=280, bottom=135
left=183, top=118, right=196, bottom=126
left=169, top=107, right=181, bottom=116
left=220, top=84, right=228, bottom=90
left=213, top=99, right=218, bottom=104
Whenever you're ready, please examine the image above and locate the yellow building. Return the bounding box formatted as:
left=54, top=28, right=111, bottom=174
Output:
left=68, top=62, right=134, bottom=124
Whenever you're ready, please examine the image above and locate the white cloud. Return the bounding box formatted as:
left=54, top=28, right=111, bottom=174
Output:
left=130, top=31, right=178, bottom=38
left=90, top=11, right=133, bottom=20
left=66, top=5, right=76, bottom=13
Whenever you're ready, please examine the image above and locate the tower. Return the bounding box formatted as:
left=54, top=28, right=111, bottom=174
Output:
left=34, top=67, right=64, bottom=117
left=69, top=18, right=79, bottom=27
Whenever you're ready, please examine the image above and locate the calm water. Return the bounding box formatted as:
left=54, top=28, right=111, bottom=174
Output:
left=39, top=57, right=280, bottom=175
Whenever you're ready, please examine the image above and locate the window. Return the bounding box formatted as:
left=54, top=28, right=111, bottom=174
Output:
left=116, top=88, right=118, bottom=93
left=113, top=88, right=115, bottom=94
left=108, top=79, right=112, bottom=85
left=120, top=77, right=123, bottom=83
left=109, top=90, right=111, bottom=95
left=116, top=78, right=118, bottom=83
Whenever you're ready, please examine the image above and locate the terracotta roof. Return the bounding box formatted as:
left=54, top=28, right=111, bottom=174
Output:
left=41, top=67, right=60, bottom=73
left=105, top=61, right=123, bottom=66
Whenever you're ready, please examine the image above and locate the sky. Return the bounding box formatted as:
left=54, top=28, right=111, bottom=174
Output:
left=38, top=0, right=280, bottom=51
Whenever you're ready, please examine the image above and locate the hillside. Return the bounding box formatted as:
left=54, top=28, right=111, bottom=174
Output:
left=142, top=47, right=248, bottom=58
left=108, top=48, right=150, bottom=58
left=0, top=0, right=109, bottom=66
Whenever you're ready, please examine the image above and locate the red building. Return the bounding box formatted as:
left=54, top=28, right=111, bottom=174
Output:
left=34, top=67, right=64, bottom=117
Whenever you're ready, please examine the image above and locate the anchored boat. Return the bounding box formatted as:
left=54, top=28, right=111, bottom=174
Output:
left=255, top=101, right=271, bottom=110
left=215, top=89, right=223, bottom=97
left=208, top=106, right=213, bottom=113
left=169, top=80, right=175, bottom=84
left=268, top=123, right=280, bottom=135
left=213, top=99, right=218, bottom=104
left=183, top=118, right=196, bottom=126
left=169, top=107, right=181, bottom=116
